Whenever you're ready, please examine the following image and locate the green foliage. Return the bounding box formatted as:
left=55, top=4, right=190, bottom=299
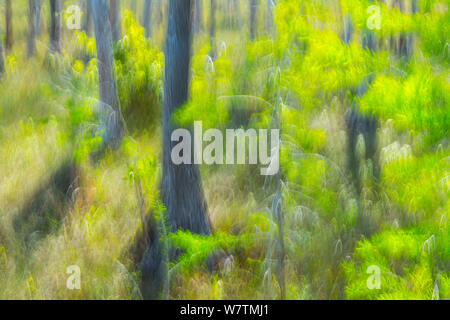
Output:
left=343, top=227, right=449, bottom=300
left=168, top=230, right=239, bottom=273
left=382, top=151, right=449, bottom=220
left=359, top=64, right=449, bottom=148
left=174, top=45, right=231, bottom=129
left=115, top=10, right=164, bottom=130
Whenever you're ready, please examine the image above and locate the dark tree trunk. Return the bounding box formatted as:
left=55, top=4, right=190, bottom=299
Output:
left=5, top=0, right=13, bottom=52
left=143, top=0, right=152, bottom=38
left=27, top=0, right=37, bottom=57
left=49, top=0, right=61, bottom=53
left=209, top=0, right=216, bottom=56
left=341, top=13, right=352, bottom=45
left=35, top=0, right=43, bottom=36
left=89, top=0, right=125, bottom=146
left=0, top=24, right=4, bottom=75
left=250, top=0, right=257, bottom=41
left=109, top=0, right=121, bottom=42
left=162, top=0, right=211, bottom=235
left=81, top=0, right=92, bottom=36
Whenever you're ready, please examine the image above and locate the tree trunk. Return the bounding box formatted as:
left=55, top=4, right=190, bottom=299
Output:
left=266, top=0, right=273, bottom=35
left=0, top=23, right=5, bottom=75
left=5, top=0, right=13, bottom=52
left=130, top=0, right=137, bottom=15
left=209, top=0, right=216, bottom=56
left=155, top=0, right=163, bottom=29
left=143, top=0, right=152, bottom=38
left=89, top=0, right=125, bottom=146
left=162, top=0, right=211, bottom=235
left=36, top=0, right=43, bottom=37
left=233, top=0, right=241, bottom=29
left=27, top=0, right=37, bottom=57
left=250, top=0, right=257, bottom=41
left=194, top=0, right=202, bottom=34
left=109, top=0, right=121, bottom=42
left=49, top=0, right=61, bottom=53
left=81, top=0, right=92, bottom=36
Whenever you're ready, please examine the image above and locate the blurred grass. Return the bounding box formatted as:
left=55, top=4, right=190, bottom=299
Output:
left=0, top=0, right=448, bottom=300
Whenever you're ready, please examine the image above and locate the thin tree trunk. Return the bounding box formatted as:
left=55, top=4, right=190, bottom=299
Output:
left=266, top=0, right=274, bottom=35
left=162, top=0, right=211, bottom=235
left=233, top=0, right=241, bottom=29
left=81, top=0, right=92, bottom=36
left=130, top=0, right=137, bottom=15
left=0, top=23, right=5, bottom=75
left=143, top=0, right=152, bottom=38
left=5, top=0, right=13, bottom=52
left=89, top=0, right=125, bottom=146
left=27, top=0, right=37, bottom=57
left=155, top=0, right=163, bottom=29
left=209, top=0, right=216, bottom=56
left=35, top=0, right=43, bottom=37
left=250, top=0, right=257, bottom=41
left=194, top=0, right=202, bottom=34
left=109, top=0, right=121, bottom=42
left=49, top=0, right=61, bottom=53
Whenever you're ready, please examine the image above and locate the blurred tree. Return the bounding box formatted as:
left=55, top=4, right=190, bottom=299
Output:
left=130, top=0, right=137, bottom=14
left=89, top=0, right=125, bottom=146
left=35, top=0, right=43, bottom=37
left=49, top=0, right=61, bottom=53
left=194, top=0, right=202, bottom=34
left=143, top=0, right=152, bottom=38
left=209, top=0, right=216, bottom=56
left=109, top=0, right=121, bottom=41
left=162, top=0, right=211, bottom=235
left=27, top=0, right=37, bottom=57
left=155, top=0, right=163, bottom=29
left=233, top=0, right=241, bottom=29
left=266, top=0, right=274, bottom=35
left=250, top=0, right=257, bottom=41
left=0, top=23, right=4, bottom=75
left=5, top=0, right=13, bottom=52
left=345, top=4, right=380, bottom=218
left=81, top=0, right=92, bottom=37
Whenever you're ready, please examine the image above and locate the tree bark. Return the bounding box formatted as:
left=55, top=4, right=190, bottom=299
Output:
left=27, top=0, right=37, bottom=57
left=250, top=0, right=257, bottom=41
left=143, top=0, right=152, bottom=38
left=5, top=0, right=13, bottom=53
left=162, top=0, right=211, bottom=235
left=89, top=0, right=125, bottom=146
left=109, top=0, right=121, bottom=42
left=49, top=0, right=61, bottom=53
